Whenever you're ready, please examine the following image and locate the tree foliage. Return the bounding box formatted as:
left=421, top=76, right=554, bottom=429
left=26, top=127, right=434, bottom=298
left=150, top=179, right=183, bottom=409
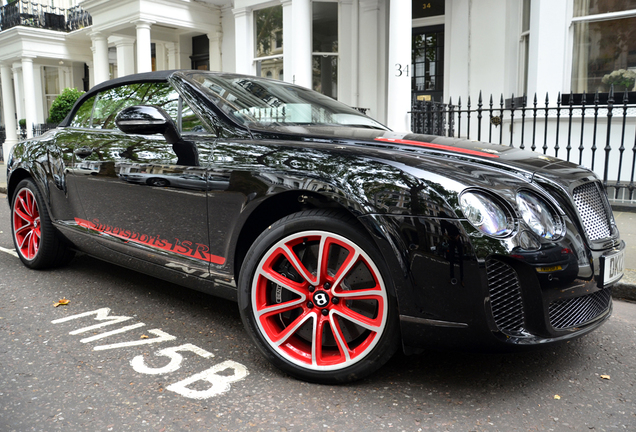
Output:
left=48, top=88, right=85, bottom=123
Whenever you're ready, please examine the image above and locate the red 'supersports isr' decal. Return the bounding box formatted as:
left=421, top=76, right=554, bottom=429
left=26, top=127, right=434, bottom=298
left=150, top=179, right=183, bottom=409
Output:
left=75, top=218, right=225, bottom=265
left=374, top=137, right=500, bottom=158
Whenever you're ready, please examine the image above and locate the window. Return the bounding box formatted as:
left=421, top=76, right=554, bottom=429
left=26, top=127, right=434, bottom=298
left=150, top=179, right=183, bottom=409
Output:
left=254, top=5, right=283, bottom=80
left=412, top=25, right=444, bottom=101
left=312, top=2, right=338, bottom=99
left=571, top=0, right=636, bottom=93
left=71, top=82, right=205, bottom=132
left=70, top=95, right=96, bottom=128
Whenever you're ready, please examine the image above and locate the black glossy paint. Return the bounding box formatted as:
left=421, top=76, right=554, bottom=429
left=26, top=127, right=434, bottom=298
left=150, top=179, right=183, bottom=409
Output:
left=6, top=70, right=624, bottom=353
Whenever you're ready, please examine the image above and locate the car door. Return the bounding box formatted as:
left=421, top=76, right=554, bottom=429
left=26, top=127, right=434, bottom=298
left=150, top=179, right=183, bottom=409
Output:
left=67, top=81, right=218, bottom=274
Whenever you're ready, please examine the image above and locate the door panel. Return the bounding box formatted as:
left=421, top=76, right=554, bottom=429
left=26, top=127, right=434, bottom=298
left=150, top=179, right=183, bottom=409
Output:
left=71, top=129, right=215, bottom=272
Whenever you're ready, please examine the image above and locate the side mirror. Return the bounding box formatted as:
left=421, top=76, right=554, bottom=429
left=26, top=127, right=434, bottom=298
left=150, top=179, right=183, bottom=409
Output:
left=115, top=105, right=181, bottom=144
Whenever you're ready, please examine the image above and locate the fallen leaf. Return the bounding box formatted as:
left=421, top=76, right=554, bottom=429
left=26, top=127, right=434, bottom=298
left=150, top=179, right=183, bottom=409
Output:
left=600, top=375, right=610, bottom=380
left=554, top=395, right=561, bottom=400
left=140, top=335, right=149, bottom=339
left=58, top=298, right=70, bottom=305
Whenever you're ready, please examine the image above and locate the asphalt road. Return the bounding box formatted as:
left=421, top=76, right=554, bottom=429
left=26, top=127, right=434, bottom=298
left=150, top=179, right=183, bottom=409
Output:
left=1, top=192, right=635, bottom=432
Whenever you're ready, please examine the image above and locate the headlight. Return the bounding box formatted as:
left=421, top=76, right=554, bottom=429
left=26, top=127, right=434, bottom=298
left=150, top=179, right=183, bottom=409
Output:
left=460, top=191, right=514, bottom=237
left=516, top=191, right=563, bottom=240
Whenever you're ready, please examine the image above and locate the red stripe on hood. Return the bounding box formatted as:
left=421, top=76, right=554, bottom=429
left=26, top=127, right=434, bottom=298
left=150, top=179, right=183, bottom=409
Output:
left=374, top=137, right=500, bottom=158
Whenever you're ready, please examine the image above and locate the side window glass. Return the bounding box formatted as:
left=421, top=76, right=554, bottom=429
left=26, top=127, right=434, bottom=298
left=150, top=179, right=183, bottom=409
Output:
left=92, top=84, right=142, bottom=129
left=91, top=82, right=180, bottom=130
left=181, top=101, right=207, bottom=133
left=139, top=82, right=180, bottom=123
left=69, top=96, right=96, bottom=128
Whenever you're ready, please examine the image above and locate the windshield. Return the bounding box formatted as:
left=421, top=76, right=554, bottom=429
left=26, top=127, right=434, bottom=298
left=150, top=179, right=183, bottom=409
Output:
left=186, top=72, right=388, bottom=131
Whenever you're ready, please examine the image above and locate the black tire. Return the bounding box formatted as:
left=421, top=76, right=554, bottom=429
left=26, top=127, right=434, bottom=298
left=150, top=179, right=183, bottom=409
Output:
left=147, top=178, right=169, bottom=187
left=10, top=178, right=75, bottom=269
left=238, top=209, right=400, bottom=383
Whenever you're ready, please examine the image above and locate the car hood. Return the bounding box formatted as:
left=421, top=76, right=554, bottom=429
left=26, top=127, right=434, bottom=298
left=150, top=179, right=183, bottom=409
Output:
left=253, top=125, right=596, bottom=192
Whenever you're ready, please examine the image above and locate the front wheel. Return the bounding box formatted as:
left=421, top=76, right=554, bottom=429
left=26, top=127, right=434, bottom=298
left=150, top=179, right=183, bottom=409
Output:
left=238, top=210, right=400, bottom=383
left=11, top=179, right=74, bottom=269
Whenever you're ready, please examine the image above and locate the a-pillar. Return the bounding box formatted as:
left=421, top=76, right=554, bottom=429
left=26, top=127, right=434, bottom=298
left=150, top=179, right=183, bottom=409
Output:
left=110, top=36, right=135, bottom=77
left=91, top=31, right=110, bottom=85
left=232, top=7, right=251, bottom=75
left=1, top=64, right=18, bottom=157
left=386, top=0, right=411, bottom=132
left=208, top=31, right=222, bottom=71
left=167, top=43, right=179, bottom=70
left=291, top=0, right=311, bottom=88
left=21, top=57, right=37, bottom=139
left=134, top=20, right=154, bottom=73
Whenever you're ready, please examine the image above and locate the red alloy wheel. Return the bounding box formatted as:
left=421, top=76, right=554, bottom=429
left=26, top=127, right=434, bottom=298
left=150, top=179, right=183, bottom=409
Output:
left=251, top=230, right=388, bottom=371
left=12, top=188, right=41, bottom=260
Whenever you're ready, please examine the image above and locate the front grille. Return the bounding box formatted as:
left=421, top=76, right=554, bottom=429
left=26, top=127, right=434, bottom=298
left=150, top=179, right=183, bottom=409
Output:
left=486, top=259, right=525, bottom=335
left=549, top=288, right=612, bottom=330
left=572, top=182, right=612, bottom=241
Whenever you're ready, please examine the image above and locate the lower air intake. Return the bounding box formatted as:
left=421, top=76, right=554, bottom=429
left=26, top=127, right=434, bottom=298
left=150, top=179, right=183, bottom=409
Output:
left=486, top=259, right=525, bottom=335
left=549, top=288, right=612, bottom=330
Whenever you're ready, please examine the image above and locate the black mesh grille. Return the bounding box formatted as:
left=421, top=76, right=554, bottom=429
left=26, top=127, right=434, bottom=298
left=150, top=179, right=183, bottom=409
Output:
left=549, top=288, right=612, bottom=330
left=572, top=182, right=611, bottom=241
left=486, top=259, right=525, bottom=335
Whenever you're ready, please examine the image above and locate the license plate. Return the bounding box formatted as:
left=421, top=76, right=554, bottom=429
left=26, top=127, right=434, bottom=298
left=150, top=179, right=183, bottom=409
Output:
left=601, top=250, right=624, bottom=286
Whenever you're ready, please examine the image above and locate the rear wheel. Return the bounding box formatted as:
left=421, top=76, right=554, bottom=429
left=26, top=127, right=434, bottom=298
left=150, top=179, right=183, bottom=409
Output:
left=11, top=179, right=74, bottom=269
left=238, top=210, right=399, bottom=383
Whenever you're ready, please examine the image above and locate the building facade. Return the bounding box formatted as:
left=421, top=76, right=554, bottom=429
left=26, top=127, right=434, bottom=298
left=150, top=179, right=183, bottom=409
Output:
left=1, top=0, right=635, bottom=175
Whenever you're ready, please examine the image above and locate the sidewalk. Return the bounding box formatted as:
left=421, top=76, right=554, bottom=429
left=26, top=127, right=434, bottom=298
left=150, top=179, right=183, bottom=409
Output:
left=0, top=160, right=634, bottom=300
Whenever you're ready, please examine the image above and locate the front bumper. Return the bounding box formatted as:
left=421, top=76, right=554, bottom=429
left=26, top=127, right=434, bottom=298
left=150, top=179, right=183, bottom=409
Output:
left=368, top=213, right=622, bottom=353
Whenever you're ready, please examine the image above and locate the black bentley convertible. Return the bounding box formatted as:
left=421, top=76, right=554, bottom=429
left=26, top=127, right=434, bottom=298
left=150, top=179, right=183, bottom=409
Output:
left=6, top=70, right=624, bottom=383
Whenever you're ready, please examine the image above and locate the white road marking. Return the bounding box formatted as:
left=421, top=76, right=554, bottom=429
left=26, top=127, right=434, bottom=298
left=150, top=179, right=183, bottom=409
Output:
left=80, top=323, right=145, bottom=343
left=52, top=306, right=250, bottom=399
left=93, top=328, right=176, bottom=351
left=166, top=360, right=249, bottom=399
left=0, top=246, right=18, bottom=258
left=131, top=343, right=214, bottom=375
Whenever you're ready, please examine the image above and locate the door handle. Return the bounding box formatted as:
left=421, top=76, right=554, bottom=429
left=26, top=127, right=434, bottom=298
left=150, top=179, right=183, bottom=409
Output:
left=74, top=147, right=93, bottom=158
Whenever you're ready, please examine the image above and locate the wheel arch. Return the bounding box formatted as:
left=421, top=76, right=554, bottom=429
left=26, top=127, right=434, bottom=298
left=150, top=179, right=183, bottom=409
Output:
left=7, top=167, right=35, bottom=202
left=231, top=189, right=407, bottom=301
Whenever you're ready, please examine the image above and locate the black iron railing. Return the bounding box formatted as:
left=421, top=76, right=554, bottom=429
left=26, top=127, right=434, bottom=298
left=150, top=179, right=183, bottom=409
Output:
left=410, top=88, right=636, bottom=204
left=0, top=1, right=91, bottom=32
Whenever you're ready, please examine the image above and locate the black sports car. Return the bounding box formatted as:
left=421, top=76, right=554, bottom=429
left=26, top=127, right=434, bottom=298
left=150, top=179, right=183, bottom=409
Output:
left=6, top=70, right=624, bottom=383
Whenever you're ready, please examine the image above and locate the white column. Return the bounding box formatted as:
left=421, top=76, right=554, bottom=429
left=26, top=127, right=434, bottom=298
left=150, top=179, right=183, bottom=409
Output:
left=110, top=36, right=135, bottom=77
left=291, top=0, right=311, bottom=88
left=208, top=31, right=222, bottom=71
left=526, top=0, right=569, bottom=97
left=386, top=0, right=411, bottom=132
left=12, top=64, right=23, bottom=124
left=32, top=65, right=45, bottom=124
left=91, top=31, right=110, bottom=85
left=221, top=5, right=235, bottom=73
left=86, top=61, right=94, bottom=88
left=282, top=0, right=293, bottom=83
left=21, top=57, right=37, bottom=139
left=1, top=64, right=18, bottom=156
left=233, top=7, right=251, bottom=74
left=134, top=20, right=154, bottom=73
left=339, top=0, right=353, bottom=105
left=155, top=42, right=166, bottom=71
left=166, top=42, right=179, bottom=70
